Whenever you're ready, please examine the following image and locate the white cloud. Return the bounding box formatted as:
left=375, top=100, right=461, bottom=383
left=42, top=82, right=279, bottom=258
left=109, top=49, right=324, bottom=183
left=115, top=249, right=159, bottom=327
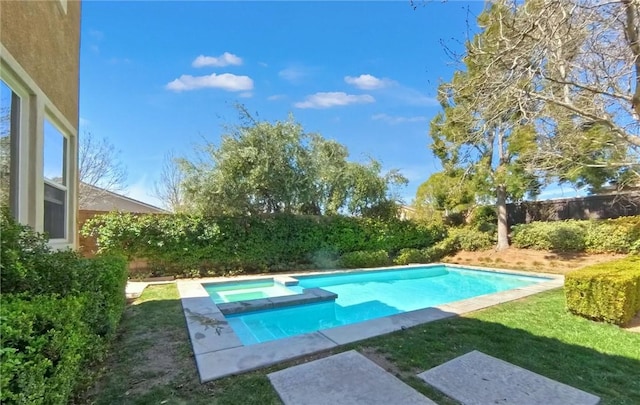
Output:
left=294, top=92, right=375, bottom=109
left=344, top=74, right=393, bottom=90
left=279, top=66, right=309, bottom=83
left=371, top=113, right=427, bottom=124
left=192, top=52, right=243, bottom=68
left=166, top=73, right=253, bottom=92
left=267, top=94, right=286, bottom=101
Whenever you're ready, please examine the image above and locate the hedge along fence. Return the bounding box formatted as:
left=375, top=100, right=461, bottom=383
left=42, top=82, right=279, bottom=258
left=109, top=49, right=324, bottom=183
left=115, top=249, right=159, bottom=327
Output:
left=81, top=212, right=445, bottom=277
left=565, top=256, right=640, bottom=326
left=1, top=208, right=128, bottom=404
left=511, top=216, right=640, bottom=253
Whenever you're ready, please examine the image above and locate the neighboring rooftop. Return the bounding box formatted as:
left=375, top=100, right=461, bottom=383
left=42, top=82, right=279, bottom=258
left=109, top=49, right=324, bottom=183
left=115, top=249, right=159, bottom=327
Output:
left=79, top=183, right=167, bottom=214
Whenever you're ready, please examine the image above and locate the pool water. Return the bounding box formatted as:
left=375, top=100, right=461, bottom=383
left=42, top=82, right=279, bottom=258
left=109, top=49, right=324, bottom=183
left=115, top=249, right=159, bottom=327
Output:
left=204, top=280, right=298, bottom=304
left=215, top=266, right=547, bottom=345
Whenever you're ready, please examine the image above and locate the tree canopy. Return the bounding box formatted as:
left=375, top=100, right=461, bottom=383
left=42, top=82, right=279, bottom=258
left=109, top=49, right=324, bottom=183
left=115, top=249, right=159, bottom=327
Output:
left=179, top=108, right=407, bottom=218
left=454, top=0, right=639, bottom=187
left=422, top=2, right=541, bottom=249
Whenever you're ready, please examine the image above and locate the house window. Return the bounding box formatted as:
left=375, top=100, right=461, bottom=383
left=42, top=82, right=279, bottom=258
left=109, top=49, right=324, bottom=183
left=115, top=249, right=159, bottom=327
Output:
left=44, top=119, right=68, bottom=239
left=0, top=80, right=20, bottom=217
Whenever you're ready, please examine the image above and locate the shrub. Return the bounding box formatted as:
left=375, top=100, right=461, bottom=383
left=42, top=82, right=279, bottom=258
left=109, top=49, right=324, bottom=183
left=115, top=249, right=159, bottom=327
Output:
left=565, top=256, right=640, bottom=325
left=0, top=208, right=128, bottom=403
left=394, top=248, right=429, bottom=265
left=1, top=294, right=92, bottom=404
left=468, top=205, right=497, bottom=234
left=422, top=234, right=461, bottom=262
left=584, top=217, right=640, bottom=253
left=83, top=212, right=443, bottom=276
left=512, top=216, right=640, bottom=253
left=511, top=220, right=587, bottom=251
left=340, top=250, right=390, bottom=268
left=450, top=228, right=494, bottom=251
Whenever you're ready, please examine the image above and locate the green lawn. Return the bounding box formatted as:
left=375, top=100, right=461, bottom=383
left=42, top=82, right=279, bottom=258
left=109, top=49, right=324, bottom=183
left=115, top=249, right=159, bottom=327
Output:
left=80, top=284, right=640, bottom=405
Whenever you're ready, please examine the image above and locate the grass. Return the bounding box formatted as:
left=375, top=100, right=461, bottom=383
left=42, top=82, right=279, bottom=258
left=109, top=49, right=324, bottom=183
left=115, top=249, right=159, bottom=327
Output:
left=81, top=285, right=640, bottom=405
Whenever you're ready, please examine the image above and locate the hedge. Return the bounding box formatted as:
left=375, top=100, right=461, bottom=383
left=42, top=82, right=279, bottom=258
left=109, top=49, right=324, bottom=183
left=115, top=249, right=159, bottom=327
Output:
left=512, top=216, right=640, bottom=253
left=0, top=208, right=128, bottom=404
left=340, top=250, right=390, bottom=268
left=82, top=212, right=444, bottom=276
left=565, top=256, right=640, bottom=325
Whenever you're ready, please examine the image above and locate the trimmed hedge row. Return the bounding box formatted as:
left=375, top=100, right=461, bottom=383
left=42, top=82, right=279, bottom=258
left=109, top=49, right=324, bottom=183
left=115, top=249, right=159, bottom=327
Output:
left=512, top=216, right=640, bottom=253
left=1, top=209, right=128, bottom=404
left=82, top=212, right=445, bottom=276
left=565, top=256, right=640, bottom=325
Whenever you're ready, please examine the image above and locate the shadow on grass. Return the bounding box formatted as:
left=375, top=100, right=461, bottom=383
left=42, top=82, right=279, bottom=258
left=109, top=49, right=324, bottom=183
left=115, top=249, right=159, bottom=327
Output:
left=354, top=300, right=640, bottom=405
left=82, top=285, right=640, bottom=405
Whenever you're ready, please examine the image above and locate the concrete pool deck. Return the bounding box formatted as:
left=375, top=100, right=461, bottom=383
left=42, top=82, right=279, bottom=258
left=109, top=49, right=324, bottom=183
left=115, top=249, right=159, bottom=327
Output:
left=177, top=264, right=564, bottom=383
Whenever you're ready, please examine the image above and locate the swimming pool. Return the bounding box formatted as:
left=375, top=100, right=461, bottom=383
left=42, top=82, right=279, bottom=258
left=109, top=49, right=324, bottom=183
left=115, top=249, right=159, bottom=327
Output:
left=204, top=279, right=298, bottom=304
left=207, top=266, right=548, bottom=345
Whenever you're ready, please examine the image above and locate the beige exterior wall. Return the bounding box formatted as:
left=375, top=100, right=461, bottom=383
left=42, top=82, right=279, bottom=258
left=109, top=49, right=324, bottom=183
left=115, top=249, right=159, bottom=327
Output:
left=0, top=0, right=81, bottom=126
left=1, top=0, right=81, bottom=249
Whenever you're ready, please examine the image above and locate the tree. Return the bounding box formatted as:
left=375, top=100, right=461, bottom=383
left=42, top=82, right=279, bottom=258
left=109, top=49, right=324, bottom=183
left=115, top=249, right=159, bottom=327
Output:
left=153, top=152, right=186, bottom=212
left=414, top=170, right=476, bottom=224
left=447, top=0, right=639, bottom=184
left=180, top=107, right=407, bottom=217
left=428, top=2, right=542, bottom=250
left=78, top=131, right=128, bottom=207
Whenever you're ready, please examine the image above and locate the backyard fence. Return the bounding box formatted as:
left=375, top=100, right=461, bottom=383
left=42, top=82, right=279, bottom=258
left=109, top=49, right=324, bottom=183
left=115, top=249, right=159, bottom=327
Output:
left=507, top=192, right=640, bottom=226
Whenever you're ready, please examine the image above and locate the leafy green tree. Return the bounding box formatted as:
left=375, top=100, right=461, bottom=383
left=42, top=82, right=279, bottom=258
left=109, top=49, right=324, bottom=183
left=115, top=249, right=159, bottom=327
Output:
left=431, top=0, right=639, bottom=186
left=180, top=107, right=406, bottom=217
left=428, top=2, right=541, bottom=249
left=414, top=170, right=476, bottom=222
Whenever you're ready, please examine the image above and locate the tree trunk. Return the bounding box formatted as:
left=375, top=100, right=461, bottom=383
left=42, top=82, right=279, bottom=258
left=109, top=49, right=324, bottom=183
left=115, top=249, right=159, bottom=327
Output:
left=496, top=185, right=509, bottom=251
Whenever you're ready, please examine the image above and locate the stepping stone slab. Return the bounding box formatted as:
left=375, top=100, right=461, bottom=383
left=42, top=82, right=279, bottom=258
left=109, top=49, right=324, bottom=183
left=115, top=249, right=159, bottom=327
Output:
left=417, top=350, right=600, bottom=405
left=268, top=350, right=436, bottom=405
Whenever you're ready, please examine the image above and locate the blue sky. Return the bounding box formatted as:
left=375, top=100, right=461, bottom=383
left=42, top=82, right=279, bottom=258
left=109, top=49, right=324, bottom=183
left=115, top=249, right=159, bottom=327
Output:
left=79, top=1, right=582, bottom=208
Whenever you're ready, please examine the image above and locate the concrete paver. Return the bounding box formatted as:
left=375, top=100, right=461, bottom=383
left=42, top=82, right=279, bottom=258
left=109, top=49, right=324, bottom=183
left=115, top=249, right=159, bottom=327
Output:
left=197, top=332, right=337, bottom=382
left=417, top=350, right=601, bottom=405
left=269, top=350, right=436, bottom=405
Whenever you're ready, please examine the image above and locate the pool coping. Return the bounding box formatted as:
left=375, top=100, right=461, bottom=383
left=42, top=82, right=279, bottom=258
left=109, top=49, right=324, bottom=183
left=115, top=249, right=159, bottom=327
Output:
left=177, top=263, right=564, bottom=383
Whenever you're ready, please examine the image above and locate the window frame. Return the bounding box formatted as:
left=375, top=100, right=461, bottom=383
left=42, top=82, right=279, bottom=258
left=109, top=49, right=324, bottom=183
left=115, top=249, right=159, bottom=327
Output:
left=43, top=118, right=69, bottom=241
left=0, top=46, right=78, bottom=249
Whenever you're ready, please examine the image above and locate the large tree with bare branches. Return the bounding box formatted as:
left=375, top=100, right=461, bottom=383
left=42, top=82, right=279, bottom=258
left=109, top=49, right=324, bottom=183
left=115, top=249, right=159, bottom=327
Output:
left=456, top=0, right=640, bottom=184
left=152, top=152, right=186, bottom=212
left=78, top=131, right=128, bottom=207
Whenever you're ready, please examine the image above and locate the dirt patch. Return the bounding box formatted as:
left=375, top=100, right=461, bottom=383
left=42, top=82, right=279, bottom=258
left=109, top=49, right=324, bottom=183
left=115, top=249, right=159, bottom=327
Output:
left=360, top=347, right=413, bottom=379
left=442, top=248, right=625, bottom=275
left=623, top=312, right=640, bottom=333
left=124, top=332, right=184, bottom=395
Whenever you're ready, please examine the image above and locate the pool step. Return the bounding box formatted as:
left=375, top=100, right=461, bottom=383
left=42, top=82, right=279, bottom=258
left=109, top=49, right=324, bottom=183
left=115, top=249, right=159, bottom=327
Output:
left=274, top=275, right=299, bottom=286
left=218, top=288, right=337, bottom=315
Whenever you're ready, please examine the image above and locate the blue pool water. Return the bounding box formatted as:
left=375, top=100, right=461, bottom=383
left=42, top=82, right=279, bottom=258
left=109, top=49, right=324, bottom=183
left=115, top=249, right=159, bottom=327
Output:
left=218, top=266, right=547, bottom=345
left=203, top=280, right=297, bottom=304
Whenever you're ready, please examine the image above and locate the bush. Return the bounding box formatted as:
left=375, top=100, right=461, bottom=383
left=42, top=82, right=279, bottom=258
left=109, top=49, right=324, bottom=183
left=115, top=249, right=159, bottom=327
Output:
left=512, top=216, right=640, bottom=253
left=83, top=212, right=443, bottom=276
left=394, top=248, right=429, bottom=265
left=584, top=217, right=640, bottom=253
left=422, top=235, right=460, bottom=262
left=565, top=256, right=640, bottom=325
left=340, top=250, right=390, bottom=268
left=0, top=208, right=128, bottom=404
left=511, top=220, right=587, bottom=251
left=450, top=228, right=494, bottom=251
left=468, top=205, right=497, bottom=234
left=1, top=294, right=92, bottom=404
